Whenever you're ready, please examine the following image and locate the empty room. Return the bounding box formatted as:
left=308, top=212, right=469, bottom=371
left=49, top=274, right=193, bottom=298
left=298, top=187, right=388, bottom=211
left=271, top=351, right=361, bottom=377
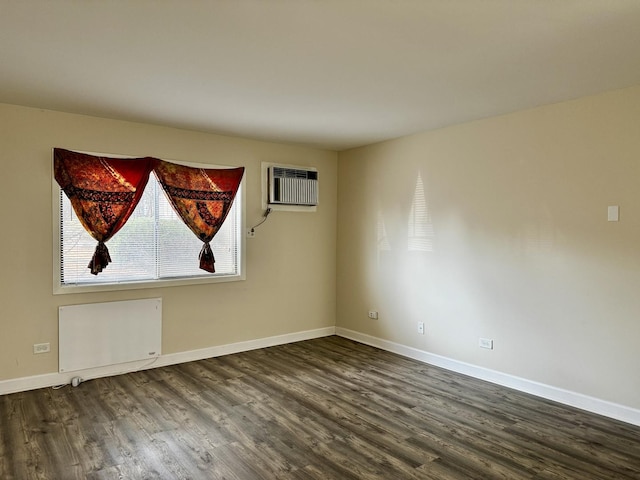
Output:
left=1, top=1, right=639, bottom=478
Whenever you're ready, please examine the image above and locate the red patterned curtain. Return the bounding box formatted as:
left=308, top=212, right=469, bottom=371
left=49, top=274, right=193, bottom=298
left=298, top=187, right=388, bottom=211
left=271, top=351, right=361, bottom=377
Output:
left=54, top=149, right=156, bottom=274
left=154, top=160, right=244, bottom=273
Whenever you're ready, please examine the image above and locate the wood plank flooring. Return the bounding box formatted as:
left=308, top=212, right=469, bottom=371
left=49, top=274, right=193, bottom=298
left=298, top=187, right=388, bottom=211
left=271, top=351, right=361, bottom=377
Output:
left=1, top=336, right=639, bottom=479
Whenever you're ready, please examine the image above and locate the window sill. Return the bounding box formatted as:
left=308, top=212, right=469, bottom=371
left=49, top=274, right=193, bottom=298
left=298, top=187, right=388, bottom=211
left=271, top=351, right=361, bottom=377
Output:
left=53, top=272, right=245, bottom=295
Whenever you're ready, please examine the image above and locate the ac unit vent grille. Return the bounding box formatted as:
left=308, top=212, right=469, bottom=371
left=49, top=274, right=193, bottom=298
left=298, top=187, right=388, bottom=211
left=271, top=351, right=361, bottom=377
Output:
left=273, top=167, right=318, bottom=180
left=269, top=166, right=318, bottom=206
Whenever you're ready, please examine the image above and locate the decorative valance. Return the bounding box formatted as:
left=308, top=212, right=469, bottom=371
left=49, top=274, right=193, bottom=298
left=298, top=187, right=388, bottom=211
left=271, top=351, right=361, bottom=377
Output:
left=54, top=148, right=244, bottom=275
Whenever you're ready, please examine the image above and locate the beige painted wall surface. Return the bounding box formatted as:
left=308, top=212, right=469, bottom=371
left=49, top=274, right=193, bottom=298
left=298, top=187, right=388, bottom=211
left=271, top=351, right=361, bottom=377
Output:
left=337, top=85, right=640, bottom=409
left=0, top=104, right=337, bottom=381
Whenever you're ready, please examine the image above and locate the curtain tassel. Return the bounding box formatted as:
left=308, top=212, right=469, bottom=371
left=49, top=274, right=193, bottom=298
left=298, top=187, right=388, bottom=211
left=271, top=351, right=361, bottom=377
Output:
left=88, top=241, right=112, bottom=275
left=199, top=242, right=216, bottom=273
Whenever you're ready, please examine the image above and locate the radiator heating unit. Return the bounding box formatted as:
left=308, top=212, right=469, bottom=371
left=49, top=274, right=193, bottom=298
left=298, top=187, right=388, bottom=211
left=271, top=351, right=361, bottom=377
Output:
left=58, top=298, right=162, bottom=373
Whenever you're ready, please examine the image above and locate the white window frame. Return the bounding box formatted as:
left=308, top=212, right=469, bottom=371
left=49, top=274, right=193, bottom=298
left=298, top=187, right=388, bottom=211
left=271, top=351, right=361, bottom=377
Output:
left=52, top=151, right=246, bottom=295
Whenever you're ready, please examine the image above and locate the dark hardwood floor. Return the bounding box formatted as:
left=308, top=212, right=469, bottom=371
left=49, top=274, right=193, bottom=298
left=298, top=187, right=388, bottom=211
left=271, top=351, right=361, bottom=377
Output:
left=1, top=336, right=639, bottom=479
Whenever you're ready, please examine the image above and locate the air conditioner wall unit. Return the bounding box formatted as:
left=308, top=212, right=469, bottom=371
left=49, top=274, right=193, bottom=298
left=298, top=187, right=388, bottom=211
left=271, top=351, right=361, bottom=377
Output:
left=268, top=165, right=318, bottom=206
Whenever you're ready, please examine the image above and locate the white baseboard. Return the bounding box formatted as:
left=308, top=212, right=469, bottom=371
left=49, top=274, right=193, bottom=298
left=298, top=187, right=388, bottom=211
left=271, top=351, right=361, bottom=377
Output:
left=0, top=326, right=336, bottom=396
left=4, top=325, right=638, bottom=428
left=336, top=327, right=640, bottom=428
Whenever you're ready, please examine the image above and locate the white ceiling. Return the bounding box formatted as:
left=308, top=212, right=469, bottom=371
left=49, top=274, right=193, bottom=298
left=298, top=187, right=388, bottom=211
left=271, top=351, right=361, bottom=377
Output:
left=1, top=1, right=640, bottom=151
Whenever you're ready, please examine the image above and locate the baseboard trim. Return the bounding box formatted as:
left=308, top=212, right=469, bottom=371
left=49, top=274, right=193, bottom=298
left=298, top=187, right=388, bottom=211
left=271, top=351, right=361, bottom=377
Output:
left=5, top=325, right=638, bottom=427
left=0, top=326, right=336, bottom=396
left=336, top=327, right=640, bottom=427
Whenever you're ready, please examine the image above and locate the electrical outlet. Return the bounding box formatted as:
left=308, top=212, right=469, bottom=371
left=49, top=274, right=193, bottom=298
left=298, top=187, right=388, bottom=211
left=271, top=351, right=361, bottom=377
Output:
left=33, top=343, right=50, bottom=354
left=368, top=311, right=378, bottom=320
left=418, top=322, right=425, bottom=334
left=479, top=338, right=494, bottom=350
left=247, top=229, right=256, bottom=238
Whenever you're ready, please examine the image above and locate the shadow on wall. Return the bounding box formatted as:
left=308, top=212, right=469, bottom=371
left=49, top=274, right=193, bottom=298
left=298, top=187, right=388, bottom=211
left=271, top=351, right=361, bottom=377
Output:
left=408, top=172, right=435, bottom=252
left=377, top=171, right=435, bottom=260
left=372, top=171, right=436, bottom=339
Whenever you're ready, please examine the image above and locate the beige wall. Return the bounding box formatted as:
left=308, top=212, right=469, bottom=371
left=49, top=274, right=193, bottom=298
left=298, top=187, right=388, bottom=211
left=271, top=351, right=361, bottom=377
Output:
left=3, top=85, right=639, bottom=411
left=0, top=103, right=337, bottom=381
left=337, top=85, right=640, bottom=409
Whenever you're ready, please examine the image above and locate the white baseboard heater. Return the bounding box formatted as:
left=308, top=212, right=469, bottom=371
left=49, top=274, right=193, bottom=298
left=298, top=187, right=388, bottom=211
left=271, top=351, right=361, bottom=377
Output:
left=59, top=298, right=162, bottom=373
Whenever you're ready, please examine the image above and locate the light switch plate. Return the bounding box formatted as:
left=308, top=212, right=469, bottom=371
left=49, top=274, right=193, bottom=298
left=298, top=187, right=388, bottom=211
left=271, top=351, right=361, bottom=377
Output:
left=608, top=206, right=619, bottom=222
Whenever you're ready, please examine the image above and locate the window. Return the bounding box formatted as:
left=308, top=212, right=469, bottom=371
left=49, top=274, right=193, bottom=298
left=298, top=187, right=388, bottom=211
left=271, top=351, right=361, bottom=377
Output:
left=54, top=167, right=245, bottom=294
